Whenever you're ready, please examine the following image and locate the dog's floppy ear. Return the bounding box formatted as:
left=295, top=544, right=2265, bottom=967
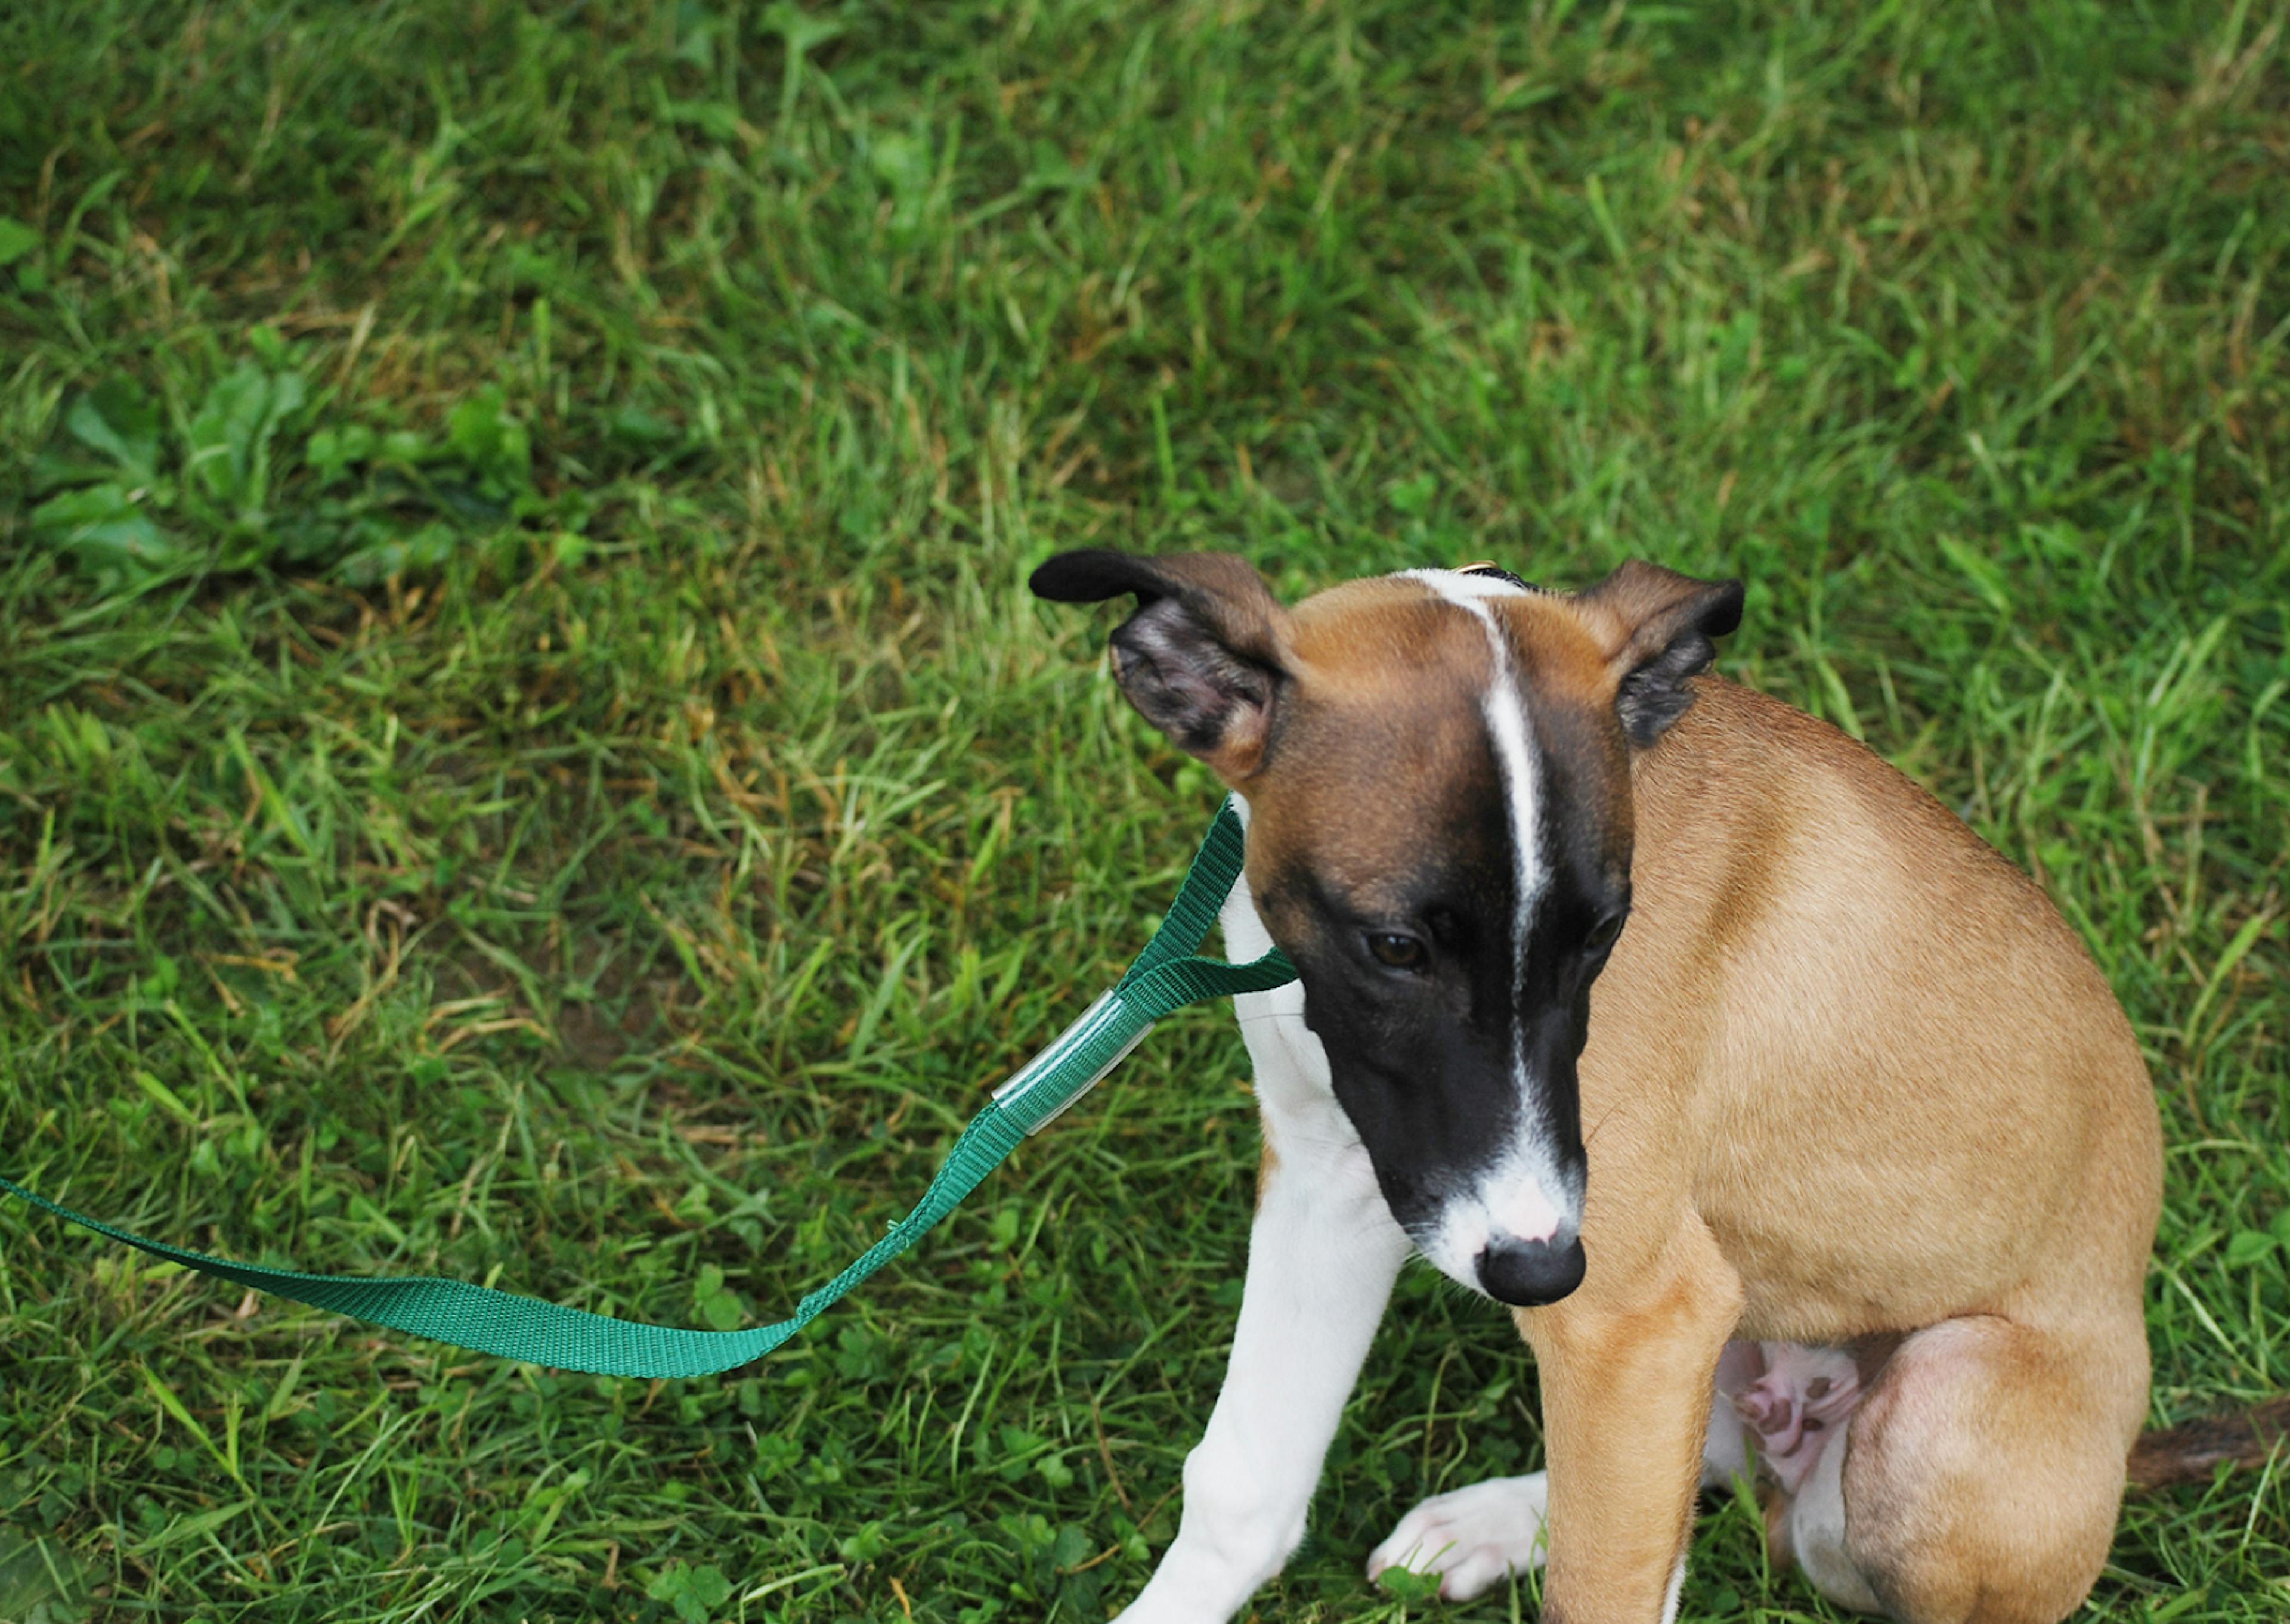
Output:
left=1579, top=561, right=1746, bottom=747
left=1031, top=549, right=1291, bottom=782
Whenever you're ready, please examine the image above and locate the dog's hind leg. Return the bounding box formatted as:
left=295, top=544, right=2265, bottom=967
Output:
left=1774, top=1313, right=2147, bottom=1624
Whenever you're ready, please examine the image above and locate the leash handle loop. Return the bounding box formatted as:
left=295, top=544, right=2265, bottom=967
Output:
left=1, top=799, right=1296, bottom=1377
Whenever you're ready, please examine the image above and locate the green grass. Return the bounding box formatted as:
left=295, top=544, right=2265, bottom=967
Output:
left=1, top=1, right=2286, bottom=1619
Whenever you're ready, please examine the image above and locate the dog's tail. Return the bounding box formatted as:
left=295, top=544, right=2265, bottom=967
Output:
left=2127, top=1396, right=2290, bottom=1488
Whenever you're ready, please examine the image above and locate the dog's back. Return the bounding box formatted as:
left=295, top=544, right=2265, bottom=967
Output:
left=1588, top=674, right=2161, bottom=1349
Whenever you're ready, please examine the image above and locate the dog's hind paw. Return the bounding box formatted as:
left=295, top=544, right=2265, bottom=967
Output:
left=1367, top=1473, right=1550, bottom=1601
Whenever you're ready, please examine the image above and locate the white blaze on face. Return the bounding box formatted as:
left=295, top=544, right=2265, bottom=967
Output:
left=1399, top=571, right=1576, bottom=1288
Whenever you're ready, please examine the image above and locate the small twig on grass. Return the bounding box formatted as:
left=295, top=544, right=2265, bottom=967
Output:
left=1093, top=1391, right=1133, bottom=1514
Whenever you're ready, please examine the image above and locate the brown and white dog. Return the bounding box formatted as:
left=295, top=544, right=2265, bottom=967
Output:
left=1028, top=550, right=2261, bottom=1623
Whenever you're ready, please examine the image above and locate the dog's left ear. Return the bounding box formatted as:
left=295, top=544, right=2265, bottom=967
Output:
left=1578, top=561, right=1746, bottom=747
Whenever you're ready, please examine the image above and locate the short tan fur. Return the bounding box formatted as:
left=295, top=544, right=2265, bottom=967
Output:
left=1034, top=553, right=2203, bottom=1624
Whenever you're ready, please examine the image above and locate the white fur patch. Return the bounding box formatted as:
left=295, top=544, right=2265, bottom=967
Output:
left=1783, top=1424, right=1883, bottom=1613
left=1492, top=1176, right=1563, bottom=1244
left=1399, top=566, right=1536, bottom=601
left=1395, top=571, right=1576, bottom=1290
left=1415, top=1147, right=1568, bottom=1284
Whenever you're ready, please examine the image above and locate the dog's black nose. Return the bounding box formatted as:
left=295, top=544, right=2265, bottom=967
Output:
left=1477, top=1235, right=1586, bottom=1306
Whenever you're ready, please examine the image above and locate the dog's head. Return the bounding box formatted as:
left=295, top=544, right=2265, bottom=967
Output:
left=1033, top=551, right=1742, bottom=1307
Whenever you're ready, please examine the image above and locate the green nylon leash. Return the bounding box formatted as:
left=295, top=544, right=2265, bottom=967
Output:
left=0, top=801, right=1295, bottom=1379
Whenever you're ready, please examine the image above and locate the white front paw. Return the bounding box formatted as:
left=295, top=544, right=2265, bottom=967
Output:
left=1109, top=1565, right=1257, bottom=1624
left=1110, top=1525, right=1297, bottom=1624
left=1367, top=1473, right=1551, bottom=1602
left=1109, top=1593, right=1203, bottom=1624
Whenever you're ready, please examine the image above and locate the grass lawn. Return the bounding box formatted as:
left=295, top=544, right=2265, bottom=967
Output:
left=2, top=1, right=2287, bottom=1619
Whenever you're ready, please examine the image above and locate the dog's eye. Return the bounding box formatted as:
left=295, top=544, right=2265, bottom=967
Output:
left=1367, top=932, right=1428, bottom=970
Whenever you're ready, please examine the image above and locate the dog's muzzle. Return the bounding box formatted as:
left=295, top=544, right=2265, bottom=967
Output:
left=1476, top=1232, right=1587, bottom=1306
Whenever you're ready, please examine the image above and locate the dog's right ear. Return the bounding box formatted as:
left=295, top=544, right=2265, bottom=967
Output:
left=1030, top=550, right=1291, bottom=783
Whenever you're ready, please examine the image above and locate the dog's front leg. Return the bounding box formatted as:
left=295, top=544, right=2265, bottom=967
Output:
left=1116, top=1104, right=1409, bottom=1623
left=1518, top=1216, right=1743, bottom=1624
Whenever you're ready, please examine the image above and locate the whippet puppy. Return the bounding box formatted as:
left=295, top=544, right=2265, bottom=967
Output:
left=1032, top=551, right=2190, bottom=1623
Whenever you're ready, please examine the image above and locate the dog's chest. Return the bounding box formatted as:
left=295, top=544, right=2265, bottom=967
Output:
left=1221, top=876, right=1382, bottom=1192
